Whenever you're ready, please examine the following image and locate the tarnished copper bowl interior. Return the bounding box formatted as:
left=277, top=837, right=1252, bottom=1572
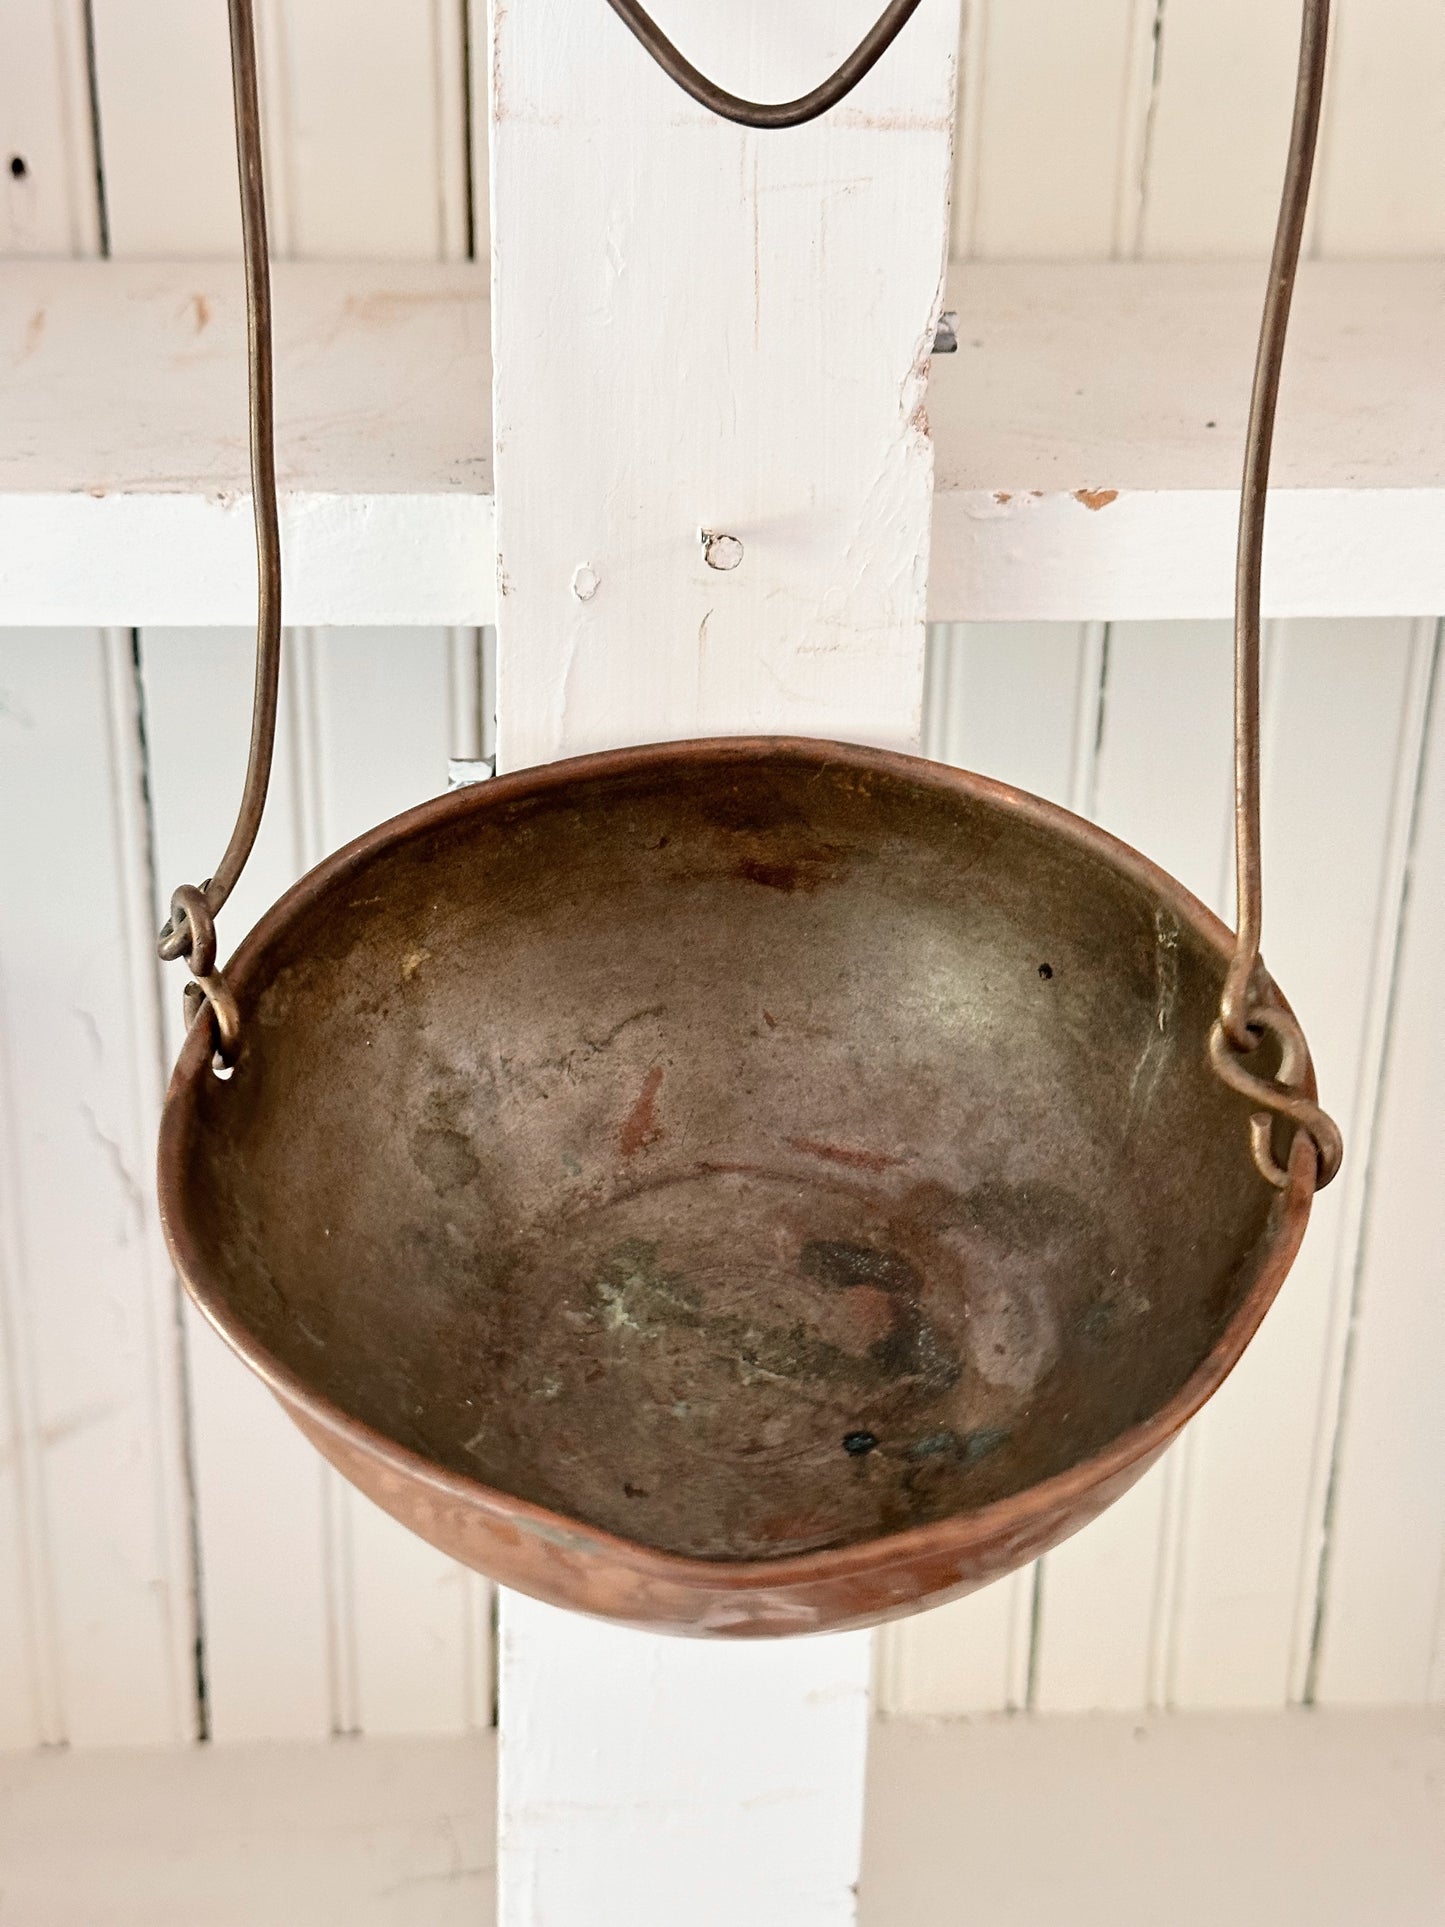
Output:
left=164, top=741, right=1296, bottom=1571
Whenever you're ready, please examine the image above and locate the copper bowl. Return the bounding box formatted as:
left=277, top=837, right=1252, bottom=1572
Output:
left=158, top=738, right=1314, bottom=1636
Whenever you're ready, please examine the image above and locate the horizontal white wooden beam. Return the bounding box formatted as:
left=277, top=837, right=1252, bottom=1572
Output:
left=3, top=259, right=1444, bottom=626
left=2, top=1713, right=1441, bottom=1924
left=0, top=261, right=495, bottom=627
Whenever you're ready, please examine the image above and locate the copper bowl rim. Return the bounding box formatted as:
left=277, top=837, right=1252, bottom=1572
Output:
left=157, top=734, right=1315, bottom=1594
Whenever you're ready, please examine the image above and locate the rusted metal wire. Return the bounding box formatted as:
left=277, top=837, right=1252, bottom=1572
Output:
left=1210, top=0, right=1342, bottom=1189
left=603, top=0, right=924, bottom=128
left=155, top=0, right=280, bottom=1064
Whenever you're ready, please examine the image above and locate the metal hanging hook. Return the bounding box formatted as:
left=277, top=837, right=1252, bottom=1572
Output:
left=156, top=0, right=281, bottom=1065
left=1210, top=0, right=1342, bottom=1190
left=602, top=0, right=925, bottom=128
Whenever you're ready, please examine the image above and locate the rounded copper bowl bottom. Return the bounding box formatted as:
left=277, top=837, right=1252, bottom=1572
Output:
left=158, top=739, right=1314, bottom=1636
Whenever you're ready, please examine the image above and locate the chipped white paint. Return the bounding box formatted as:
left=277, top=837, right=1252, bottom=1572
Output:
left=927, top=260, right=1445, bottom=623
left=488, top=0, right=959, bottom=1917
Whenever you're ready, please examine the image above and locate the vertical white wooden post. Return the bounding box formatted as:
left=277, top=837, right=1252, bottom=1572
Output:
left=488, top=2, right=959, bottom=1920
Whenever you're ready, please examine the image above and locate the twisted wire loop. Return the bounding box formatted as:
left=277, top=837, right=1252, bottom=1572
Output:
left=1209, top=1005, right=1344, bottom=1191
left=156, top=0, right=281, bottom=1070
left=603, top=0, right=924, bottom=129
left=1212, top=0, right=1342, bottom=1191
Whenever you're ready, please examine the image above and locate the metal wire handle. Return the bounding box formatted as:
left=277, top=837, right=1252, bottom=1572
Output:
left=603, top=0, right=925, bottom=128
left=161, top=0, right=1344, bottom=1200
left=156, top=0, right=920, bottom=1063
left=156, top=0, right=280, bottom=1064
left=1209, top=0, right=1342, bottom=1191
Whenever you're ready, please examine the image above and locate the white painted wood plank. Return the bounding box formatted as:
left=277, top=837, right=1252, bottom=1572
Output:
left=6, top=259, right=1445, bottom=628
left=0, top=1733, right=496, bottom=1927
left=1315, top=624, right=1445, bottom=1705
left=489, top=0, right=958, bottom=1916
left=1139, top=0, right=1312, bottom=258
left=881, top=620, right=1094, bottom=1715
left=490, top=7, right=958, bottom=763
left=1315, top=0, right=1445, bottom=256
left=955, top=0, right=1142, bottom=261
left=0, top=1714, right=1442, bottom=1926
left=862, top=1709, right=1445, bottom=1927
left=503, top=1599, right=871, bottom=1927
left=1168, top=620, right=1435, bottom=1708
left=0, top=0, right=99, bottom=257
left=0, top=629, right=193, bottom=1746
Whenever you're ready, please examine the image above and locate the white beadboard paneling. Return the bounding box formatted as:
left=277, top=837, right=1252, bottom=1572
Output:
left=956, top=0, right=1144, bottom=261
left=87, top=1, right=239, bottom=258
left=1140, top=0, right=1315, bottom=258
left=91, top=0, right=468, bottom=260
left=1314, top=0, right=1445, bottom=256
left=881, top=620, right=1099, bottom=1715
left=141, top=625, right=482, bottom=1743
left=141, top=627, right=333, bottom=1743
left=465, top=0, right=488, bottom=262
left=490, top=0, right=959, bottom=1913
left=1315, top=625, right=1445, bottom=1705
left=919, top=620, right=1103, bottom=803
left=0, top=881, right=56, bottom=1751
left=0, top=0, right=99, bottom=257
left=1032, top=619, right=1234, bottom=1713
left=256, top=0, right=469, bottom=260
left=876, top=1567, right=1035, bottom=1719
left=1167, top=620, right=1435, bottom=1708
left=0, top=629, right=194, bottom=1746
